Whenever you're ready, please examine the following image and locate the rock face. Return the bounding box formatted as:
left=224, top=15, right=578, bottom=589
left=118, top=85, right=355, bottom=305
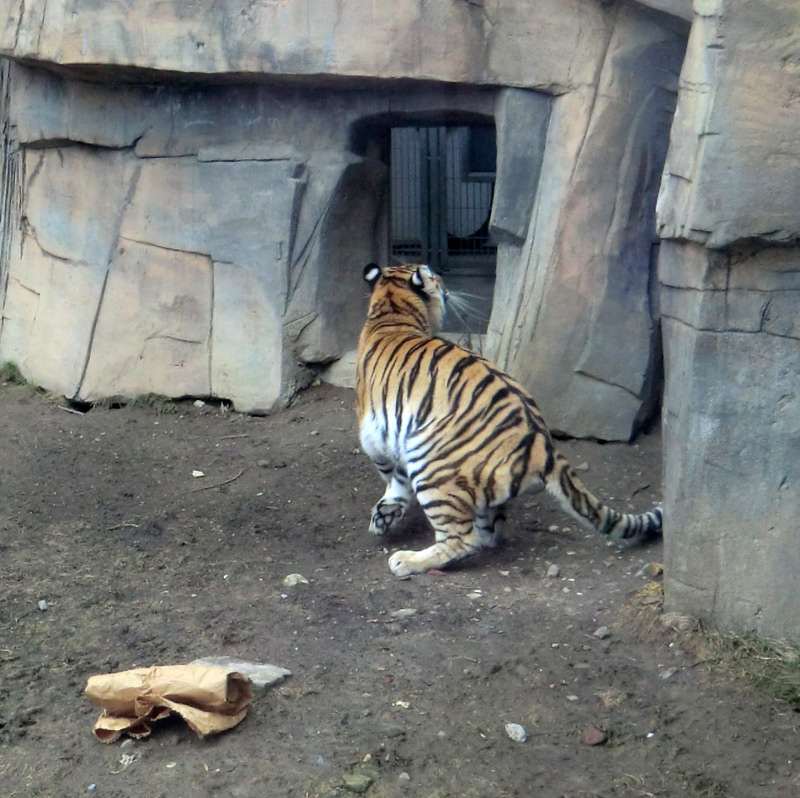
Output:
left=487, top=6, right=685, bottom=439
left=657, top=0, right=800, bottom=248
left=0, top=69, right=393, bottom=411
left=0, top=1, right=685, bottom=431
left=657, top=0, right=800, bottom=640
left=661, top=242, right=800, bottom=639
left=0, top=0, right=610, bottom=91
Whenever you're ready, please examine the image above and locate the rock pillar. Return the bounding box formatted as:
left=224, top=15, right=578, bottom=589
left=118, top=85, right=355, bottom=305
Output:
left=658, top=0, right=800, bottom=639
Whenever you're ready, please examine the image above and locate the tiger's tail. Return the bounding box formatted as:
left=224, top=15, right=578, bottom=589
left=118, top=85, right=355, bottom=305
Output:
left=545, top=456, right=662, bottom=542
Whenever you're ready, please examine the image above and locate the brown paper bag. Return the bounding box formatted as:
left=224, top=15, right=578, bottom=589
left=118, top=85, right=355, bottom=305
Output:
left=85, top=664, right=254, bottom=743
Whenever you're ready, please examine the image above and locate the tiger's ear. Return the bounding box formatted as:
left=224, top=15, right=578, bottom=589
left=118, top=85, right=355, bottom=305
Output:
left=363, top=263, right=382, bottom=288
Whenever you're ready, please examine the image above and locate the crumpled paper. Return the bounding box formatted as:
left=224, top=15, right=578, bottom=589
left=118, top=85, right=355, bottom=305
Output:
left=85, top=664, right=254, bottom=743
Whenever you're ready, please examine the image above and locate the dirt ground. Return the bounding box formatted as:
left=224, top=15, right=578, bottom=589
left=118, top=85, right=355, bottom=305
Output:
left=1, top=380, right=798, bottom=798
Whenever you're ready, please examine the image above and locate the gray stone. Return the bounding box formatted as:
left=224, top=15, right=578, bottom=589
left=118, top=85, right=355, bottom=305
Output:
left=78, top=241, right=213, bottom=401
left=546, top=564, right=561, bottom=578
left=0, top=69, right=389, bottom=412
left=283, top=573, right=310, bottom=587
left=657, top=0, right=800, bottom=249
left=661, top=242, right=800, bottom=640
left=489, top=89, right=551, bottom=245
left=319, top=349, right=358, bottom=389
left=0, top=146, right=139, bottom=397
left=487, top=6, right=685, bottom=440
left=504, top=722, right=527, bottom=743
left=593, top=626, right=611, bottom=640
left=0, top=3, right=687, bottom=441
left=0, top=0, right=612, bottom=93
left=390, top=608, right=418, bottom=619
left=343, top=772, right=373, bottom=794
left=286, top=155, right=387, bottom=366
left=634, top=0, right=693, bottom=20
left=9, top=64, right=148, bottom=149
left=190, top=657, right=291, bottom=692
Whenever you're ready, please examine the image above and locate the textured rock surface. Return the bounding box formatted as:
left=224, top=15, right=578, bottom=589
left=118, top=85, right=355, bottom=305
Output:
left=0, top=0, right=610, bottom=91
left=0, top=68, right=394, bottom=411
left=0, top=2, right=685, bottom=430
left=0, top=63, right=514, bottom=411
left=636, top=0, right=692, bottom=20
left=657, top=0, right=800, bottom=641
left=657, top=0, right=800, bottom=248
left=661, top=241, right=800, bottom=639
left=487, top=5, right=685, bottom=440
left=489, top=89, right=551, bottom=246
left=0, top=0, right=682, bottom=438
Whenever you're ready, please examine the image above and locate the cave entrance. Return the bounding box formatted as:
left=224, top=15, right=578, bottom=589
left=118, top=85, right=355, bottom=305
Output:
left=389, top=124, right=496, bottom=333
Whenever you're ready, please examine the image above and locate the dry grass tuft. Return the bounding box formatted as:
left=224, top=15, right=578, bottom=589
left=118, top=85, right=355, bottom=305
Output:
left=621, top=577, right=800, bottom=708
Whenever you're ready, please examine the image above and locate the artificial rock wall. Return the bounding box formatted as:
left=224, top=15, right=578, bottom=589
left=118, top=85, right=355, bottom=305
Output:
left=487, top=6, right=684, bottom=439
left=0, top=0, right=687, bottom=433
left=0, top=68, right=392, bottom=411
left=657, top=0, right=800, bottom=641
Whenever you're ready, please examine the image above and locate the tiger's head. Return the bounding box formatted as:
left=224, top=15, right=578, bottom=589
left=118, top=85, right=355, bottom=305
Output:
left=363, top=263, right=448, bottom=335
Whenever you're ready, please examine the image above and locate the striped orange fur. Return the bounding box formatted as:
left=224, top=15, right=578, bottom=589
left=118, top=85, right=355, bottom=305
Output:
left=356, top=263, right=662, bottom=576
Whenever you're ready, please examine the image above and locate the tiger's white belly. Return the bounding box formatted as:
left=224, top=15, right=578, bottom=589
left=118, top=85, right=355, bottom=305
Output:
left=359, top=410, right=407, bottom=469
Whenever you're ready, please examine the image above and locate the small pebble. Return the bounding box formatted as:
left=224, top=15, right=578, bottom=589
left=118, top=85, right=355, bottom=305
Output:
left=343, top=772, right=373, bottom=793
left=88, top=786, right=97, bottom=793
left=37, top=600, right=48, bottom=612
left=546, top=564, right=560, bottom=578
left=659, top=667, right=678, bottom=680
left=580, top=725, right=608, bottom=746
left=640, top=561, right=664, bottom=577
left=504, top=722, right=527, bottom=743
left=593, top=626, right=611, bottom=640
left=390, top=608, right=418, bottom=618
left=398, top=772, right=411, bottom=782
left=283, top=573, right=309, bottom=587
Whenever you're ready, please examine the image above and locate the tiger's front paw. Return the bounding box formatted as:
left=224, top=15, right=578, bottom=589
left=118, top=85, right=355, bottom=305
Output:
left=388, top=550, right=422, bottom=577
left=369, top=500, right=406, bottom=536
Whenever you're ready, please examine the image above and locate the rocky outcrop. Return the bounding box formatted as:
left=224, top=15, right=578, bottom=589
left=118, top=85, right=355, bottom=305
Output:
left=657, top=0, right=800, bottom=248
left=487, top=5, right=685, bottom=440
left=660, top=242, right=800, bottom=639
left=1, top=0, right=610, bottom=91
left=657, top=0, right=800, bottom=640
left=0, top=2, right=686, bottom=432
left=0, top=68, right=389, bottom=412
left=2, top=0, right=798, bottom=642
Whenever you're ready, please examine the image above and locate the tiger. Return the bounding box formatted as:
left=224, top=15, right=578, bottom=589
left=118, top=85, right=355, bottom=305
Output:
left=356, top=262, right=662, bottom=577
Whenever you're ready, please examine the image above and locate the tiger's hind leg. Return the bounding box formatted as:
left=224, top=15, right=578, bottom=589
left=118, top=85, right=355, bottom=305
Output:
left=387, top=493, right=504, bottom=576
left=368, top=466, right=414, bottom=536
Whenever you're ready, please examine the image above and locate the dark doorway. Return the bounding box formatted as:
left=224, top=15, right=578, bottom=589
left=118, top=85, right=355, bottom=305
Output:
left=390, top=125, right=496, bottom=333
